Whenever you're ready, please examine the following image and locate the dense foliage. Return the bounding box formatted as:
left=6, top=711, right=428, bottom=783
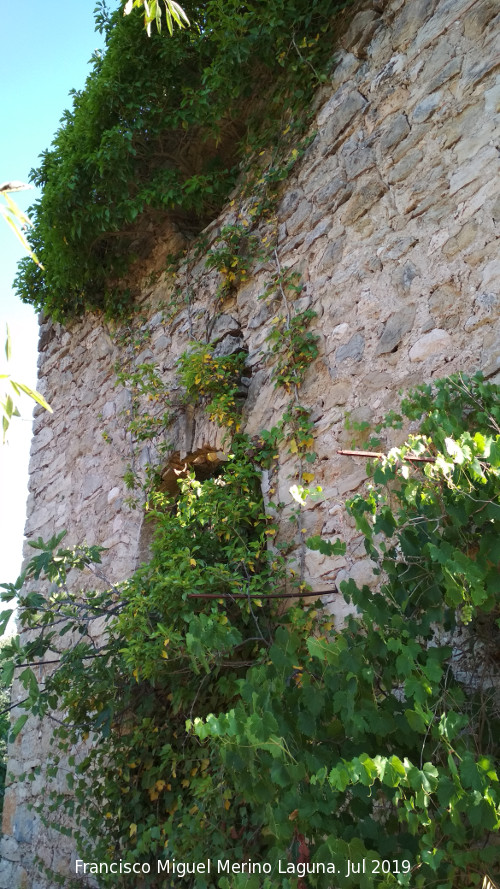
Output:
left=14, top=0, right=351, bottom=320
left=1, top=373, right=499, bottom=887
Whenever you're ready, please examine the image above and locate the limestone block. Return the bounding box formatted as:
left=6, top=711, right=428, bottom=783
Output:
left=314, top=177, right=352, bottom=212
left=303, top=219, right=331, bottom=249
left=0, top=861, right=24, bottom=889
left=412, top=90, right=443, bottom=124
left=151, top=333, right=171, bottom=352
left=409, top=328, right=453, bottom=361
left=322, top=381, right=351, bottom=407
left=349, top=558, right=378, bottom=588
left=322, top=90, right=367, bottom=150
left=462, top=54, right=500, bottom=94
left=278, top=189, right=302, bottom=222
left=375, top=305, right=416, bottom=355
left=391, top=0, right=438, bottom=50
left=482, top=260, right=500, bottom=292
left=12, top=805, right=36, bottom=843
left=0, top=835, right=21, bottom=861
left=341, top=177, right=387, bottom=224
left=441, top=105, right=482, bottom=151
left=390, top=117, right=430, bottom=161
left=391, top=261, right=420, bottom=294
left=449, top=147, right=499, bottom=195
left=286, top=200, right=315, bottom=237
left=484, top=76, right=500, bottom=115
left=463, top=0, right=499, bottom=38
left=379, top=111, right=411, bottom=153
left=209, top=313, right=240, bottom=343
left=81, top=473, right=102, bottom=500
left=341, top=9, right=382, bottom=59
left=329, top=52, right=361, bottom=92
left=429, top=284, right=461, bottom=328
left=378, top=237, right=418, bottom=262
left=427, top=57, right=461, bottom=94
left=442, top=221, right=479, bottom=258
left=212, top=334, right=244, bottom=358
left=343, top=144, right=376, bottom=180
left=388, top=148, right=424, bottom=183
left=336, top=333, right=365, bottom=363
left=30, top=426, right=54, bottom=456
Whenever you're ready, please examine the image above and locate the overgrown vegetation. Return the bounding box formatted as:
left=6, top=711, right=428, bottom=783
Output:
left=1, top=373, right=499, bottom=887
left=14, top=0, right=352, bottom=321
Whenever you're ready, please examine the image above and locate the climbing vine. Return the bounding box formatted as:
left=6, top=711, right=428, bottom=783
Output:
left=14, top=0, right=353, bottom=321
left=1, top=373, right=499, bottom=888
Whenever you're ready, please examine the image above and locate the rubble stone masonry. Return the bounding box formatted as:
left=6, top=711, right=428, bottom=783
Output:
left=1, top=0, right=499, bottom=883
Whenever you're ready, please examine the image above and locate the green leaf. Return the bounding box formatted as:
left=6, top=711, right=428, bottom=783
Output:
left=306, top=535, right=346, bottom=556
left=10, top=713, right=29, bottom=741
left=5, top=325, right=12, bottom=361
left=10, top=381, right=52, bottom=413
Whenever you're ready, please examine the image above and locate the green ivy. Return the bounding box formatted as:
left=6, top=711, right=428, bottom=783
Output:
left=178, top=341, right=248, bottom=430
left=14, top=0, right=353, bottom=321
left=1, top=374, right=499, bottom=887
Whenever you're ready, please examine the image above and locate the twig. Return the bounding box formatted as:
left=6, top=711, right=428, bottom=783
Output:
left=338, top=449, right=435, bottom=463
left=188, top=589, right=335, bottom=600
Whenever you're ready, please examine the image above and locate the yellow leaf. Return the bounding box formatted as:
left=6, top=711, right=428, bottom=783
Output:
left=149, top=789, right=159, bottom=801
left=161, top=650, right=168, bottom=659
left=189, top=558, right=196, bottom=566
left=224, top=799, right=231, bottom=810
left=189, top=805, right=199, bottom=815
left=130, top=823, right=137, bottom=838
left=181, top=779, right=190, bottom=788
left=289, top=439, right=298, bottom=454
left=302, top=472, right=315, bottom=483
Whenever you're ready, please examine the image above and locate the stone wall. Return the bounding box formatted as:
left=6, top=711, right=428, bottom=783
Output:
left=1, top=0, right=499, bottom=883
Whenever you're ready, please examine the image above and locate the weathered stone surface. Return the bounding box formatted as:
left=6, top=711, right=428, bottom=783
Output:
left=286, top=200, right=313, bottom=236
left=463, top=0, right=499, bottom=39
left=429, top=283, right=461, bottom=327
left=212, top=334, right=244, bottom=358
left=442, top=221, right=479, bottom=258
left=12, top=806, right=36, bottom=843
left=343, top=144, right=376, bottom=180
left=317, top=237, right=346, bottom=274
left=449, top=152, right=492, bottom=195
left=341, top=177, right=387, bottom=223
left=481, top=260, right=500, bottom=291
left=375, top=305, right=416, bottom=355
left=391, top=0, right=438, bottom=49
left=388, top=149, right=424, bottom=183
left=336, top=333, right=365, bottom=363
left=379, top=112, right=410, bottom=152
left=412, top=90, right=443, bottom=123
left=409, top=328, right=453, bottom=361
left=209, top=313, right=240, bottom=343
left=341, top=9, right=382, bottom=58
left=322, top=90, right=367, bottom=149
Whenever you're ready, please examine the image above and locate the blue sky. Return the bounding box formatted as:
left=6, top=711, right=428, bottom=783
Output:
left=0, top=1, right=120, bottom=600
